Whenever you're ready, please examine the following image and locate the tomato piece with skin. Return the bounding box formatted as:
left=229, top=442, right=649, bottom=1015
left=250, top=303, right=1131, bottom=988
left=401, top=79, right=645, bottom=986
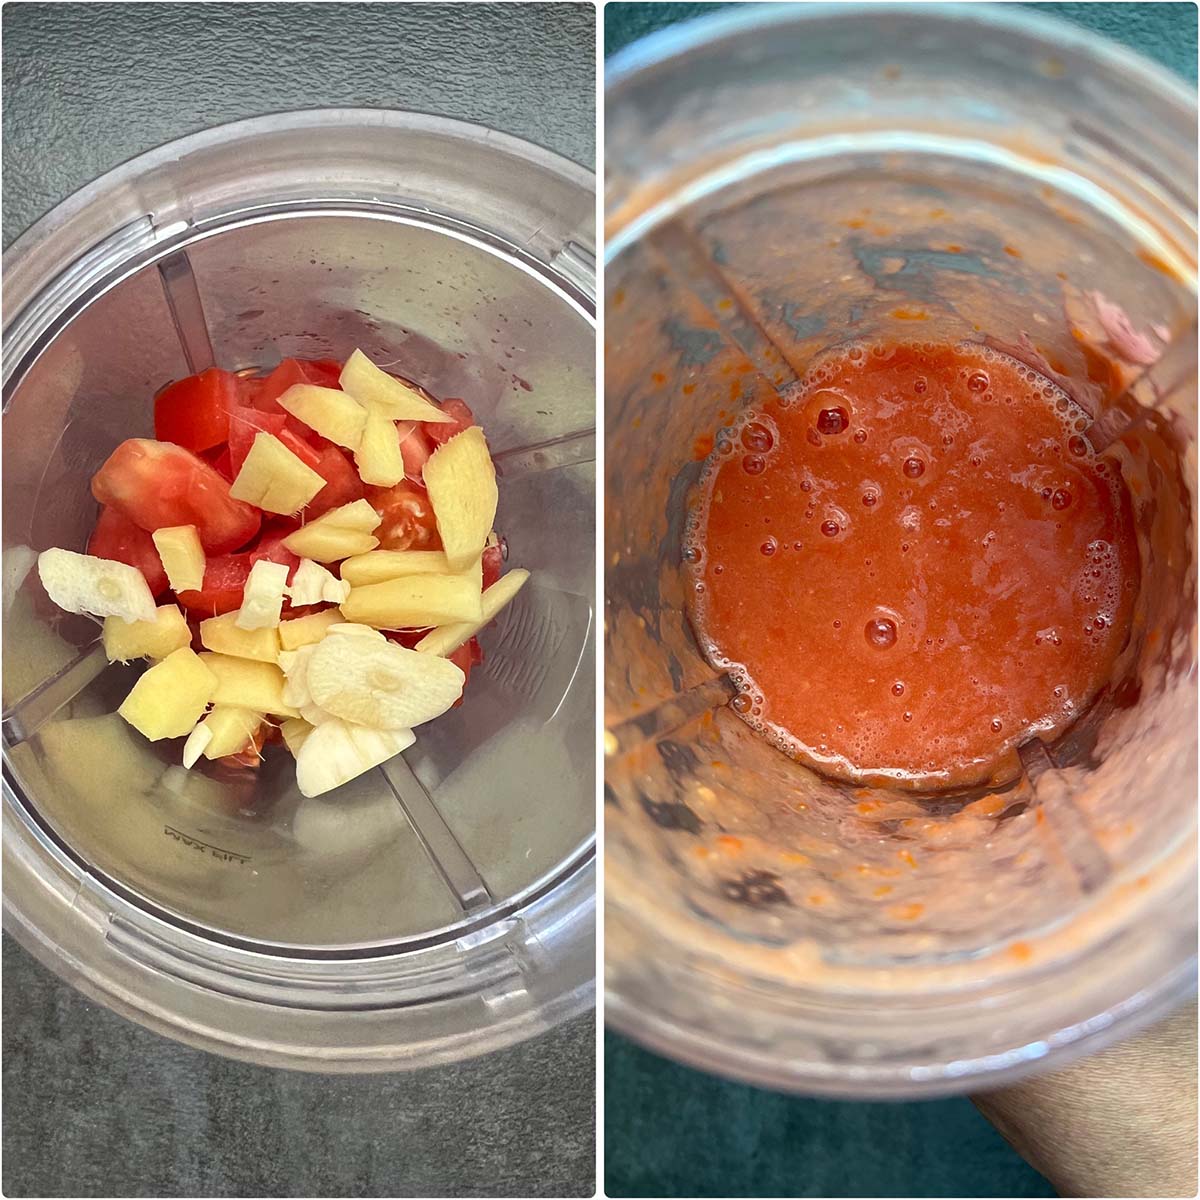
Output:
left=366, top=481, right=441, bottom=551
left=252, top=358, right=345, bottom=415
left=482, top=542, right=503, bottom=590
left=448, top=638, right=484, bottom=706
left=175, top=529, right=299, bottom=618
left=425, top=399, right=475, bottom=448
left=202, top=445, right=235, bottom=483
left=87, top=506, right=170, bottom=595
left=305, top=359, right=344, bottom=387
left=306, top=443, right=365, bottom=517
left=154, top=368, right=239, bottom=453
left=383, top=628, right=424, bottom=649
left=227, top=407, right=320, bottom=475
left=92, top=439, right=260, bottom=554
left=395, top=422, right=434, bottom=481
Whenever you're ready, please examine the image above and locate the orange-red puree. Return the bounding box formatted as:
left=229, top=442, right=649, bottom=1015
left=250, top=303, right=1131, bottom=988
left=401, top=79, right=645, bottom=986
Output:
left=686, top=341, right=1138, bottom=788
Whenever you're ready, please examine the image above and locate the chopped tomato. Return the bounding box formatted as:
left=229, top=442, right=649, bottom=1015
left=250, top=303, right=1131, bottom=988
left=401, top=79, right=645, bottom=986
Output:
left=482, top=542, right=503, bottom=590
left=92, top=439, right=260, bottom=554
left=307, top=443, right=365, bottom=517
left=153, top=368, right=239, bottom=453
left=426, top=398, right=476, bottom=447
left=448, top=638, right=484, bottom=705
left=227, top=407, right=320, bottom=475
left=202, top=445, right=235, bottom=482
left=366, top=480, right=441, bottom=551
left=87, top=506, right=169, bottom=595
left=251, top=357, right=344, bottom=414
left=396, top=422, right=434, bottom=480
left=175, top=529, right=299, bottom=618
left=175, top=554, right=254, bottom=618
left=383, top=628, right=424, bottom=649
left=221, top=721, right=268, bottom=769
left=305, top=359, right=344, bottom=388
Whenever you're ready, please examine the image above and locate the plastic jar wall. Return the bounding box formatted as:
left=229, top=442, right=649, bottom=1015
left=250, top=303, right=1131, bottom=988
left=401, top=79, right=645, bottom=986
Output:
left=3, top=110, right=596, bottom=1070
left=605, top=5, right=1196, bottom=1096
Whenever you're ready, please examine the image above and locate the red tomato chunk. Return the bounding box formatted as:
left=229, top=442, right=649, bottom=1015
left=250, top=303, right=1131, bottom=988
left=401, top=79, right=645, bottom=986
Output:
left=92, top=438, right=261, bottom=553
left=87, top=506, right=170, bottom=596
left=175, top=528, right=299, bottom=618
left=154, top=368, right=239, bottom=453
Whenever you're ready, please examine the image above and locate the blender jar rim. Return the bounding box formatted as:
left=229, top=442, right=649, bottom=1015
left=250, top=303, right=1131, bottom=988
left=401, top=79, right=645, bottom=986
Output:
left=607, top=0, right=1196, bottom=115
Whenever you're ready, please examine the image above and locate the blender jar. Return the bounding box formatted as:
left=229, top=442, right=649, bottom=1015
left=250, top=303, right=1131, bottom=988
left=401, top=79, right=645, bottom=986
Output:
left=3, top=110, right=595, bottom=1070
left=605, top=5, right=1196, bottom=1096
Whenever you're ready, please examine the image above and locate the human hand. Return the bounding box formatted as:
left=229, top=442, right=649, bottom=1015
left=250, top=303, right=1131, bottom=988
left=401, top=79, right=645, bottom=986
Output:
left=972, top=1001, right=1197, bottom=1198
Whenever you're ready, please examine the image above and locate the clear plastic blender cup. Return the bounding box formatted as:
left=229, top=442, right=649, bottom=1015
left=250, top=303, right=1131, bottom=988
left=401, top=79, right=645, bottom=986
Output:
left=3, top=110, right=596, bottom=1070
left=605, top=4, right=1196, bottom=1097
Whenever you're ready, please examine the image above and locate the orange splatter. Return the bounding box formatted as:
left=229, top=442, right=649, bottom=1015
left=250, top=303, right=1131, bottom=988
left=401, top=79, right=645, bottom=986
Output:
left=888, top=902, right=925, bottom=921
left=873, top=884, right=894, bottom=898
left=974, top=795, right=1008, bottom=817
left=1008, top=941, right=1034, bottom=962
left=1035, top=807, right=1046, bottom=825
left=1137, top=247, right=1185, bottom=283
left=890, top=307, right=928, bottom=321
left=806, top=892, right=828, bottom=907
left=612, top=288, right=626, bottom=308
left=716, top=834, right=744, bottom=854
left=682, top=383, right=696, bottom=395
left=717, top=298, right=734, bottom=312
left=651, top=371, right=667, bottom=385
left=631, top=416, right=642, bottom=429
left=781, top=852, right=811, bottom=866
left=898, top=849, right=918, bottom=869
left=1069, top=329, right=1125, bottom=398
left=692, top=433, right=715, bottom=460
left=843, top=217, right=867, bottom=230
left=856, top=800, right=882, bottom=815
left=1003, top=245, right=1022, bottom=258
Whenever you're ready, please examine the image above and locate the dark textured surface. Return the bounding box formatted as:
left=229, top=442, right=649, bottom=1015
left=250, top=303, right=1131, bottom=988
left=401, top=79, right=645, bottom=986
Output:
left=606, top=1, right=1198, bottom=80
left=3, top=2, right=596, bottom=245
left=3, top=937, right=595, bottom=1198
left=2, top=5, right=595, bottom=1197
left=602, top=4, right=1194, bottom=1199
left=604, top=1032, right=1055, bottom=1200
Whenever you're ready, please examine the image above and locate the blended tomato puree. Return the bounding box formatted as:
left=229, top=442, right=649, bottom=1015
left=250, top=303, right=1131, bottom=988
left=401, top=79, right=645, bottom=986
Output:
left=686, top=341, right=1138, bottom=788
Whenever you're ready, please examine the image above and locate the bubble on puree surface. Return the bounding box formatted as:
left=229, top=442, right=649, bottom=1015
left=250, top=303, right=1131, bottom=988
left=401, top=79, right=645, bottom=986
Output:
left=684, top=340, right=1138, bottom=787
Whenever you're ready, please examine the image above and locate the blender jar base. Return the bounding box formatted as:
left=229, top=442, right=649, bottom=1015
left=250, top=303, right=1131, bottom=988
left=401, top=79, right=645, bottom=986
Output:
left=3, top=110, right=596, bottom=1069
